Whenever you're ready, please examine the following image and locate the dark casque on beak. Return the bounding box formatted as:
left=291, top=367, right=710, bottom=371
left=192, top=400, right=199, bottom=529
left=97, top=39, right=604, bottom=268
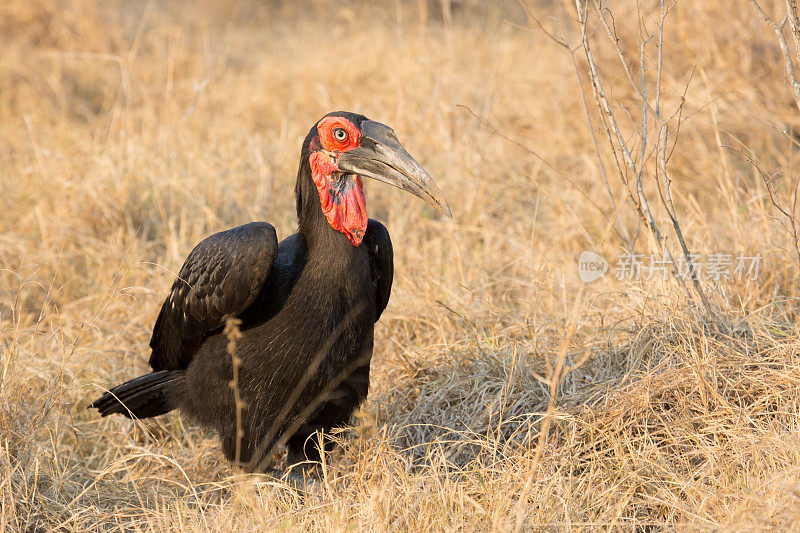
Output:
left=338, top=121, right=452, bottom=217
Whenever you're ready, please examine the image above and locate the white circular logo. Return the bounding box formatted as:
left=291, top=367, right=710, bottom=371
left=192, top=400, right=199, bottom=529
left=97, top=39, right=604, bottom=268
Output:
left=577, top=251, right=608, bottom=283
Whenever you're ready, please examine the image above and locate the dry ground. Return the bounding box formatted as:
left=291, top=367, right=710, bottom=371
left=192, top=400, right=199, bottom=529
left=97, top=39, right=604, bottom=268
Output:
left=2, top=0, right=800, bottom=530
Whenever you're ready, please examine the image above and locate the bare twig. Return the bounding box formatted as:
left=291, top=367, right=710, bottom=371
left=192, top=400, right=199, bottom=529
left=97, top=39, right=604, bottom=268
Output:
left=457, top=104, right=630, bottom=244
left=752, top=0, right=800, bottom=112
left=657, top=125, right=714, bottom=312
left=748, top=0, right=800, bottom=270
left=723, top=145, right=800, bottom=269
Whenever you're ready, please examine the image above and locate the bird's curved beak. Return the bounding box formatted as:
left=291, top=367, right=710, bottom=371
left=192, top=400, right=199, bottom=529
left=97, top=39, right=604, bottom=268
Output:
left=338, top=121, right=452, bottom=217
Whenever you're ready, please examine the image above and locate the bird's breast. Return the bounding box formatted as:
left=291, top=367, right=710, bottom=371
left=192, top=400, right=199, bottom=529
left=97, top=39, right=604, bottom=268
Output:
left=237, top=244, right=374, bottom=367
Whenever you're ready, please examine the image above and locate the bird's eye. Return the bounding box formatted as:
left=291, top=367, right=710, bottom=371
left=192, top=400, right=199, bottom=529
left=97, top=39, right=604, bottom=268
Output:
left=333, top=128, right=348, bottom=142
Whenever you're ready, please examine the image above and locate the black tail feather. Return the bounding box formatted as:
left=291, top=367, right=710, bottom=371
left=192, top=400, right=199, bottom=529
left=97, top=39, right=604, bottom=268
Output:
left=89, top=370, right=184, bottom=419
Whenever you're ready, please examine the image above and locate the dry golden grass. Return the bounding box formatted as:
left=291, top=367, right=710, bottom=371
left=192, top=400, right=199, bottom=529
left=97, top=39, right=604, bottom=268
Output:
left=2, top=0, right=800, bottom=530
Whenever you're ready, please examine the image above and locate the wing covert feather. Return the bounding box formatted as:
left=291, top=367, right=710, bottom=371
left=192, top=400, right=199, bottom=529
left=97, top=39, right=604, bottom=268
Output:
left=149, top=222, right=278, bottom=371
left=364, top=219, right=394, bottom=322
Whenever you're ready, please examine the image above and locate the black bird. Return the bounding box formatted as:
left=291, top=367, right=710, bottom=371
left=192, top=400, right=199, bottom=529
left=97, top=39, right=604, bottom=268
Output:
left=90, top=111, right=450, bottom=472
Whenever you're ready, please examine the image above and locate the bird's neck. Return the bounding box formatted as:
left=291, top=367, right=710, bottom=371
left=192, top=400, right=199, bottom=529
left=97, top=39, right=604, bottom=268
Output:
left=295, top=158, right=363, bottom=255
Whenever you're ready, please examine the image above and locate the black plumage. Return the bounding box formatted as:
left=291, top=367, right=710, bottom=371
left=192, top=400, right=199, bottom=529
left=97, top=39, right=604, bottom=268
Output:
left=90, top=111, right=449, bottom=471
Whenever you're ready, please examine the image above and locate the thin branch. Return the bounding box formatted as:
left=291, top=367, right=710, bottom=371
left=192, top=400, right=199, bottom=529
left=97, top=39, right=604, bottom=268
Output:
left=752, top=0, right=800, bottom=112
left=456, top=105, right=617, bottom=230
left=786, top=0, right=800, bottom=67
left=569, top=50, right=632, bottom=247
left=657, top=125, right=714, bottom=313
left=518, top=0, right=570, bottom=48
left=723, top=145, right=800, bottom=269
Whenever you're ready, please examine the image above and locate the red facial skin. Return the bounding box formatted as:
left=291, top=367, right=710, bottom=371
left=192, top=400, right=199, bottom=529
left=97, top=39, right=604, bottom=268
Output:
left=309, top=116, right=368, bottom=246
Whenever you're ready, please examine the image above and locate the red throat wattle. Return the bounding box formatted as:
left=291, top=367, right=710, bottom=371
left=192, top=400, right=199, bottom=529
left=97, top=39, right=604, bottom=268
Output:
left=309, top=117, right=368, bottom=246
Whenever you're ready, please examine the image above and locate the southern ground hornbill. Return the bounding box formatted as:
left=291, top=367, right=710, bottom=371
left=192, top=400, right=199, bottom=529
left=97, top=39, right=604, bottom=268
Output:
left=90, top=111, right=450, bottom=472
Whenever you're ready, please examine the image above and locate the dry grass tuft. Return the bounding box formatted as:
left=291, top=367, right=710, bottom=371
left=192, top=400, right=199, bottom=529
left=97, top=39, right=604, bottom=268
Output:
left=2, top=0, right=800, bottom=529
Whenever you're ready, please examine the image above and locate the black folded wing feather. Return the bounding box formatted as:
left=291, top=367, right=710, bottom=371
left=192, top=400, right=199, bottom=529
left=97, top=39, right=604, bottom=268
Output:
left=364, top=219, right=393, bottom=322
left=148, top=222, right=278, bottom=371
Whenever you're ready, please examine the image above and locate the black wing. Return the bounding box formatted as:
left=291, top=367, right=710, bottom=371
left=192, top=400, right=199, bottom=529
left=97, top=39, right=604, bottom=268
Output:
left=149, top=222, right=278, bottom=371
left=364, top=219, right=394, bottom=322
